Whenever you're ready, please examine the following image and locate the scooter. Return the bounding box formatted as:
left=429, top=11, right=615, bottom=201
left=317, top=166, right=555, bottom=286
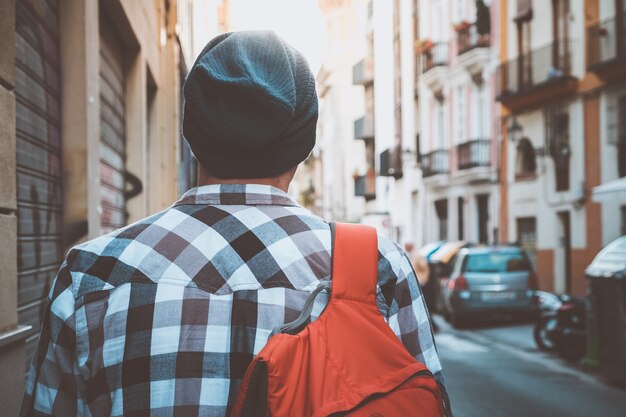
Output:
left=533, top=291, right=587, bottom=361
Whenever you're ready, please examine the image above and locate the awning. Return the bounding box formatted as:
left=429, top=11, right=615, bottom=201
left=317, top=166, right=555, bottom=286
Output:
left=430, top=241, right=466, bottom=264
left=592, top=177, right=626, bottom=203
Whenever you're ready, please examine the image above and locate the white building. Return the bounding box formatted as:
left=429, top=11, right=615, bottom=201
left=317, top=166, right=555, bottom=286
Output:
left=415, top=0, right=499, bottom=246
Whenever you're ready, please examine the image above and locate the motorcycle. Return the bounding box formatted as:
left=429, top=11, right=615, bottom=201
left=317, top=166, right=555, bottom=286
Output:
left=533, top=291, right=587, bottom=361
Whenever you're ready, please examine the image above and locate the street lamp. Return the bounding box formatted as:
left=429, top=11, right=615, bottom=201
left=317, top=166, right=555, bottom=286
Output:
left=507, top=117, right=523, bottom=143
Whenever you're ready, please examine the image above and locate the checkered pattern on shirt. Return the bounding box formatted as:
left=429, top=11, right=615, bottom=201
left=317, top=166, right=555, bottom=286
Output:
left=21, top=184, right=446, bottom=417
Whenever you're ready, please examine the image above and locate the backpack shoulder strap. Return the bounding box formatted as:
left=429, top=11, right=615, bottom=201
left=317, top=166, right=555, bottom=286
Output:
left=331, top=222, right=378, bottom=304
left=273, top=222, right=379, bottom=335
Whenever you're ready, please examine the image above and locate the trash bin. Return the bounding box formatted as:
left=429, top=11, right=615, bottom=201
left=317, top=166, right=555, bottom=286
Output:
left=585, top=236, right=626, bottom=385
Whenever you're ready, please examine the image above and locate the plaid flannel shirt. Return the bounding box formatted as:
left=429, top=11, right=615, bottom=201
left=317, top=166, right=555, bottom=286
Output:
left=22, top=184, right=448, bottom=417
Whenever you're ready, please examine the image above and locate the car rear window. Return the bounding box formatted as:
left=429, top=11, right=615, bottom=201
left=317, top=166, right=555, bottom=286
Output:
left=464, top=252, right=531, bottom=273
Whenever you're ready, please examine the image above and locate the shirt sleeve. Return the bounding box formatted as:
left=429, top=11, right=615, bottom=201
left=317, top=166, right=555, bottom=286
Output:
left=375, top=236, right=453, bottom=417
left=21, top=260, right=81, bottom=417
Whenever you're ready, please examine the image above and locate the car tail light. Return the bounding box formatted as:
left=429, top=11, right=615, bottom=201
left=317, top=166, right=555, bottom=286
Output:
left=454, top=275, right=470, bottom=291
left=528, top=271, right=539, bottom=290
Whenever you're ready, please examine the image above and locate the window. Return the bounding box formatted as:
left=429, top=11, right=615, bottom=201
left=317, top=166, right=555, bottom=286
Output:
left=457, top=197, right=464, bottom=240
left=515, top=138, right=537, bottom=179
left=477, top=194, right=489, bottom=244
left=456, top=86, right=464, bottom=144
left=437, top=96, right=445, bottom=149
left=621, top=206, right=626, bottom=236
left=455, top=0, right=464, bottom=23
left=435, top=199, right=448, bottom=241
left=545, top=106, right=570, bottom=191
left=553, top=0, right=570, bottom=39
left=619, top=96, right=626, bottom=177
left=464, top=253, right=531, bottom=273
left=607, top=93, right=626, bottom=177
left=517, top=217, right=537, bottom=269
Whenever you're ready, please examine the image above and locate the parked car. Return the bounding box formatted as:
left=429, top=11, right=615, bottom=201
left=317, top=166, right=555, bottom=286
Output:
left=442, top=246, right=539, bottom=327
left=427, top=241, right=468, bottom=313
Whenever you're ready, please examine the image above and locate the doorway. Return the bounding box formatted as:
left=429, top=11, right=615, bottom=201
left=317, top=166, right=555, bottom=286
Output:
left=557, top=211, right=572, bottom=294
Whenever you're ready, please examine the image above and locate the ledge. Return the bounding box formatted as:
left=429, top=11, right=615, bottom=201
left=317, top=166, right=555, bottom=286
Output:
left=0, top=325, right=32, bottom=349
left=497, top=77, right=578, bottom=113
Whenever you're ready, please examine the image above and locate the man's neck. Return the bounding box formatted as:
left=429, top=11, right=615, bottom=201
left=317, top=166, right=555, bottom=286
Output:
left=196, top=164, right=297, bottom=193
left=199, top=176, right=291, bottom=193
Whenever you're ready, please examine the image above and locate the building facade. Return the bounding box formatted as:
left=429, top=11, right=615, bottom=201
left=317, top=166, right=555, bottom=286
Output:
left=415, top=0, right=499, bottom=247
left=312, top=0, right=369, bottom=223
left=497, top=0, right=625, bottom=295
left=0, top=0, right=203, bottom=413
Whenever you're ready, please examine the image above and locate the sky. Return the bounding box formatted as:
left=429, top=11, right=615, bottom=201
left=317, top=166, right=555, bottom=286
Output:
left=229, top=0, right=327, bottom=74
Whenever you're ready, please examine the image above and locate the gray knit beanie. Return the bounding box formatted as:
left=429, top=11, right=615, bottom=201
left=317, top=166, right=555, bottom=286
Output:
left=183, top=30, right=318, bottom=179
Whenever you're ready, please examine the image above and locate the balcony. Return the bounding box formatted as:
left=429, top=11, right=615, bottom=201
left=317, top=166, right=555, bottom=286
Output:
left=457, top=139, right=491, bottom=170
left=354, top=169, right=376, bottom=200
left=354, top=116, right=374, bottom=140
left=587, top=16, right=626, bottom=81
left=457, top=24, right=490, bottom=56
left=421, top=149, right=449, bottom=178
left=379, top=145, right=403, bottom=179
left=497, top=40, right=578, bottom=112
left=420, top=42, right=449, bottom=74
left=353, top=58, right=374, bottom=86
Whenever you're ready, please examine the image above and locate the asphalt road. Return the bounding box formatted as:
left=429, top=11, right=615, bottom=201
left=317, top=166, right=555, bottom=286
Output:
left=434, top=316, right=626, bottom=417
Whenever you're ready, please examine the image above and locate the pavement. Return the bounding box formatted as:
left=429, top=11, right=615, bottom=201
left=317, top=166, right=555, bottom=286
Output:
left=432, top=315, right=626, bottom=417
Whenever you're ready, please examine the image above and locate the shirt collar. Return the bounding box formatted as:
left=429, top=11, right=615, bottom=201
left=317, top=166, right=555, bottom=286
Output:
left=174, top=184, right=300, bottom=207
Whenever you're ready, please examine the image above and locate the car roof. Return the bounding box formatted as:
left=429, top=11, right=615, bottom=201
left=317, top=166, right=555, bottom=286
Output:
left=461, top=246, right=524, bottom=255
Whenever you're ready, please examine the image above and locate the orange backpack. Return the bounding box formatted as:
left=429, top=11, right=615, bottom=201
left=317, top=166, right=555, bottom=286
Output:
left=230, top=223, right=444, bottom=417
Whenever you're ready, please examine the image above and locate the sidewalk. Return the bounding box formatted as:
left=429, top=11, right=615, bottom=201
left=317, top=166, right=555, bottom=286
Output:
left=432, top=315, right=621, bottom=391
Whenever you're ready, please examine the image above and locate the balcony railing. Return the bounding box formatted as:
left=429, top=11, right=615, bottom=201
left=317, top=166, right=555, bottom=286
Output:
left=353, top=58, right=374, bottom=86
left=420, top=42, right=449, bottom=74
left=421, top=149, right=449, bottom=177
left=354, top=170, right=376, bottom=199
left=354, top=116, right=374, bottom=140
left=457, top=139, right=491, bottom=170
left=588, top=16, right=626, bottom=68
left=379, top=145, right=403, bottom=179
left=457, top=24, right=490, bottom=55
left=497, top=40, right=574, bottom=98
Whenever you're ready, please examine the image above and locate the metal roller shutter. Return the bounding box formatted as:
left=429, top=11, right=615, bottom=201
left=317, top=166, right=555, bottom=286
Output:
left=99, top=17, right=127, bottom=234
left=15, top=0, right=63, bottom=367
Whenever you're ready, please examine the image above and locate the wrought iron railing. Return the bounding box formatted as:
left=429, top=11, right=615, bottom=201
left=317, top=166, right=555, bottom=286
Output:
left=353, top=58, right=374, bottom=85
left=379, top=145, right=403, bottom=178
left=497, top=40, right=574, bottom=98
left=354, top=171, right=376, bottom=199
left=587, top=16, right=626, bottom=68
left=421, top=149, right=449, bottom=177
left=457, top=24, right=490, bottom=55
left=354, top=116, right=374, bottom=140
left=457, top=139, right=491, bottom=170
left=420, top=42, right=449, bottom=74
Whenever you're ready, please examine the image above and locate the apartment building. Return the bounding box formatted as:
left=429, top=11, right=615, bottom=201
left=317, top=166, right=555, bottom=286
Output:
left=415, top=0, right=499, bottom=245
left=314, top=0, right=369, bottom=223
left=497, top=0, right=625, bottom=296
left=0, top=0, right=205, bottom=413
left=586, top=0, right=626, bottom=243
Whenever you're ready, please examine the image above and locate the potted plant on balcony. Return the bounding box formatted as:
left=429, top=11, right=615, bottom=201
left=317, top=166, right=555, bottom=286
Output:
left=453, top=20, right=471, bottom=33
left=416, top=38, right=433, bottom=55
left=416, top=39, right=434, bottom=71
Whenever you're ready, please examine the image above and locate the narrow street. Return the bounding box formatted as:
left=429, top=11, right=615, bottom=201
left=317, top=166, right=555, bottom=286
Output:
left=434, top=317, right=626, bottom=417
